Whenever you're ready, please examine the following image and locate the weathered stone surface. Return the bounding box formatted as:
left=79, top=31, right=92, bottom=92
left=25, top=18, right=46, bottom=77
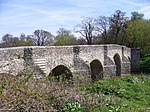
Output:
left=0, top=47, right=25, bottom=75
left=0, top=44, right=140, bottom=80
left=131, top=48, right=140, bottom=73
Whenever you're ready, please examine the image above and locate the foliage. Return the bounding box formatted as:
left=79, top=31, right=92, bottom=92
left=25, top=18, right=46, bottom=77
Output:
left=140, top=54, right=150, bottom=73
left=61, top=100, right=82, bottom=112
left=126, top=19, right=150, bottom=55
left=0, top=73, right=57, bottom=111
left=54, top=28, right=78, bottom=46
left=1, top=73, right=150, bottom=111
left=0, top=33, right=33, bottom=47
left=131, top=12, right=144, bottom=20
left=82, top=75, right=150, bottom=110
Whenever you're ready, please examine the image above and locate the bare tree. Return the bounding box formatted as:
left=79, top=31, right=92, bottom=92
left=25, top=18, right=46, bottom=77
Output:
left=2, top=34, right=14, bottom=43
left=95, top=16, right=109, bottom=43
left=75, top=17, right=96, bottom=45
left=1, top=34, right=19, bottom=47
left=20, top=33, right=26, bottom=41
left=109, top=10, right=128, bottom=43
left=31, top=30, right=54, bottom=46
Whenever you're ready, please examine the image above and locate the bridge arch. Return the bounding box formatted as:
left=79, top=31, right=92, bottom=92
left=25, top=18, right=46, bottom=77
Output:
left=113, top=53, right=121, bottom=76
left=90, top=59, right=103, bottom=81
left=49, top=65, right=73, bottom=82
left=46, top=57, right=73, bottom=75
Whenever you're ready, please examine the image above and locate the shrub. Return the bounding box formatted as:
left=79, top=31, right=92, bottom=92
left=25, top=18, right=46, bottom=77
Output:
left=140, top=54, right=150, bottom=73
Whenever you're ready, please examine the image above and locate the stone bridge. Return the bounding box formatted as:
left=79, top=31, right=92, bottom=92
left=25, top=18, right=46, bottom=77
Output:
left=0, top=44, right=140, bottom=81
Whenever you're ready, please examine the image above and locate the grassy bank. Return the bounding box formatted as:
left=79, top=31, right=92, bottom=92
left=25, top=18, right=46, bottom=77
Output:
left=81, top=75, right=150, bottom=111
left=0, top=73, right=150, bottom=111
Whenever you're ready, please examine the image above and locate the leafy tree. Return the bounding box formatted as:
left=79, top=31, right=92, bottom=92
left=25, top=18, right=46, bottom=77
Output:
left=31, top=30, right=54, bottom=46
left=109, top=10, right=128, bottom=44
left=126, top=19, right=150, bottom=55
left=131, top=12, right=144, bottom=20
left=75, top=17, right=96, bottom=45
left=54, top=28, right=78, bottom=46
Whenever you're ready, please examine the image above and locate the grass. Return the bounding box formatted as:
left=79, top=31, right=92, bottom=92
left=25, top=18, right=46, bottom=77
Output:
left=0, top=73, right=150, bottom=111
left=82, top=75, right=150, bottom=111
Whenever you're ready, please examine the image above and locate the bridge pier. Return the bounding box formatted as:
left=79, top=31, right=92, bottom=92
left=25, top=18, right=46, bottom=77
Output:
left=103, top=45, right=116, bottom=78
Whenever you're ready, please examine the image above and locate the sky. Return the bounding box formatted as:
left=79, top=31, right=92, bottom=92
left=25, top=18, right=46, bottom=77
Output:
left=0, top=0, right=150, bottom=38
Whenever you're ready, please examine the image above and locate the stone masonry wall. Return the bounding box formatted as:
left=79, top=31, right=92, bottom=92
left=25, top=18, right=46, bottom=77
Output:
left=0, top=47, right=25, bottom=76
left=0, top=45, right=140, bottom=80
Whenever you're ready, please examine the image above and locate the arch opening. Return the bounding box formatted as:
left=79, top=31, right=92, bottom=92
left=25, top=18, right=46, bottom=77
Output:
left=49, top=65, right=73, bottom=82
left=90, top=59, right=103, bottom=82
left=113, top=54, right=121, bottom=76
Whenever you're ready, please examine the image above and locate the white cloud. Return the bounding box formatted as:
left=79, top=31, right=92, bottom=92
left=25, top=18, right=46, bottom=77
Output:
left=3, top=3, right=50, bottom=15
left=140, top=4, right=150, bottom=19
left=1, top=12, right=37, bottom=21
left=120, top=0, right=150, bottom=19
left=121, top=0, right=143, bottom=6
left=0, top=0, right=150, bottom=38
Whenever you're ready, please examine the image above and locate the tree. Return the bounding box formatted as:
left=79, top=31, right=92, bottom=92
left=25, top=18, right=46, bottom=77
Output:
left=0, top=34, right=19, bottom=47
left=95, top=16, right=109, bottom=43
left=19, top=34, right=33, bottom=46
left=131, top=12, right=144, bottom=20
left=126, top=19, right=150, bottom=55
left=109, top=10, right=128, bottom=44
left=75, top=17, right=96, bottom=45
left=0, top=33, right=33, bottom=48
left=77, top=37, right=87, bottom=45
left=2, top=34, right=14, bottom=43
left=54, top=28, right=77, bottom=46
left=31, top=30, right=54, bottom=46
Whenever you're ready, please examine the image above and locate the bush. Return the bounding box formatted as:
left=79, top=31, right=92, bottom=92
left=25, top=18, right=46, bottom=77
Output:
left=140, top=54, right=150, bottom=73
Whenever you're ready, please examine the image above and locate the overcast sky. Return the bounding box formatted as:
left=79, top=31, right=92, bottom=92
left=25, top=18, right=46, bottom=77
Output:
left=0, top=0, right=150, bottom=38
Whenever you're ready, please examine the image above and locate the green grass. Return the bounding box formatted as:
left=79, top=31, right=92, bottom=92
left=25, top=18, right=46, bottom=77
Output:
left=81, top=75, right=150, bottom=111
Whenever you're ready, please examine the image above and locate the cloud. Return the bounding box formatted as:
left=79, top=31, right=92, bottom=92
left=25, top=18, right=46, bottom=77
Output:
left=0, top=2, right=85, bottom=36
left=1, top=12, right=37, bottom=21
left=0, top=0, right=150, bottom=38
left=1, top=2, right=86, bottom=26
left=3, top=3, right=50, bottom=15
left=120, top=0, right=143, bottom=6
left=140, top=4, right=150, bottom=18
left=119, top=0, right=150, bottom=19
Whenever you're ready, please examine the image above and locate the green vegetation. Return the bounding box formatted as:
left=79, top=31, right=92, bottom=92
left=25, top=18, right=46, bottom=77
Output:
left=141, top=54, right=150, bottom=73
left=61, top=100, right=82, bottom=112
left=1, top=73, right=150, bottom=111
left=54, top=28, right=78, bottom=46
left=82, top=75, right=150, bottom=111
left=126, top=19, right=150, bottom=55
